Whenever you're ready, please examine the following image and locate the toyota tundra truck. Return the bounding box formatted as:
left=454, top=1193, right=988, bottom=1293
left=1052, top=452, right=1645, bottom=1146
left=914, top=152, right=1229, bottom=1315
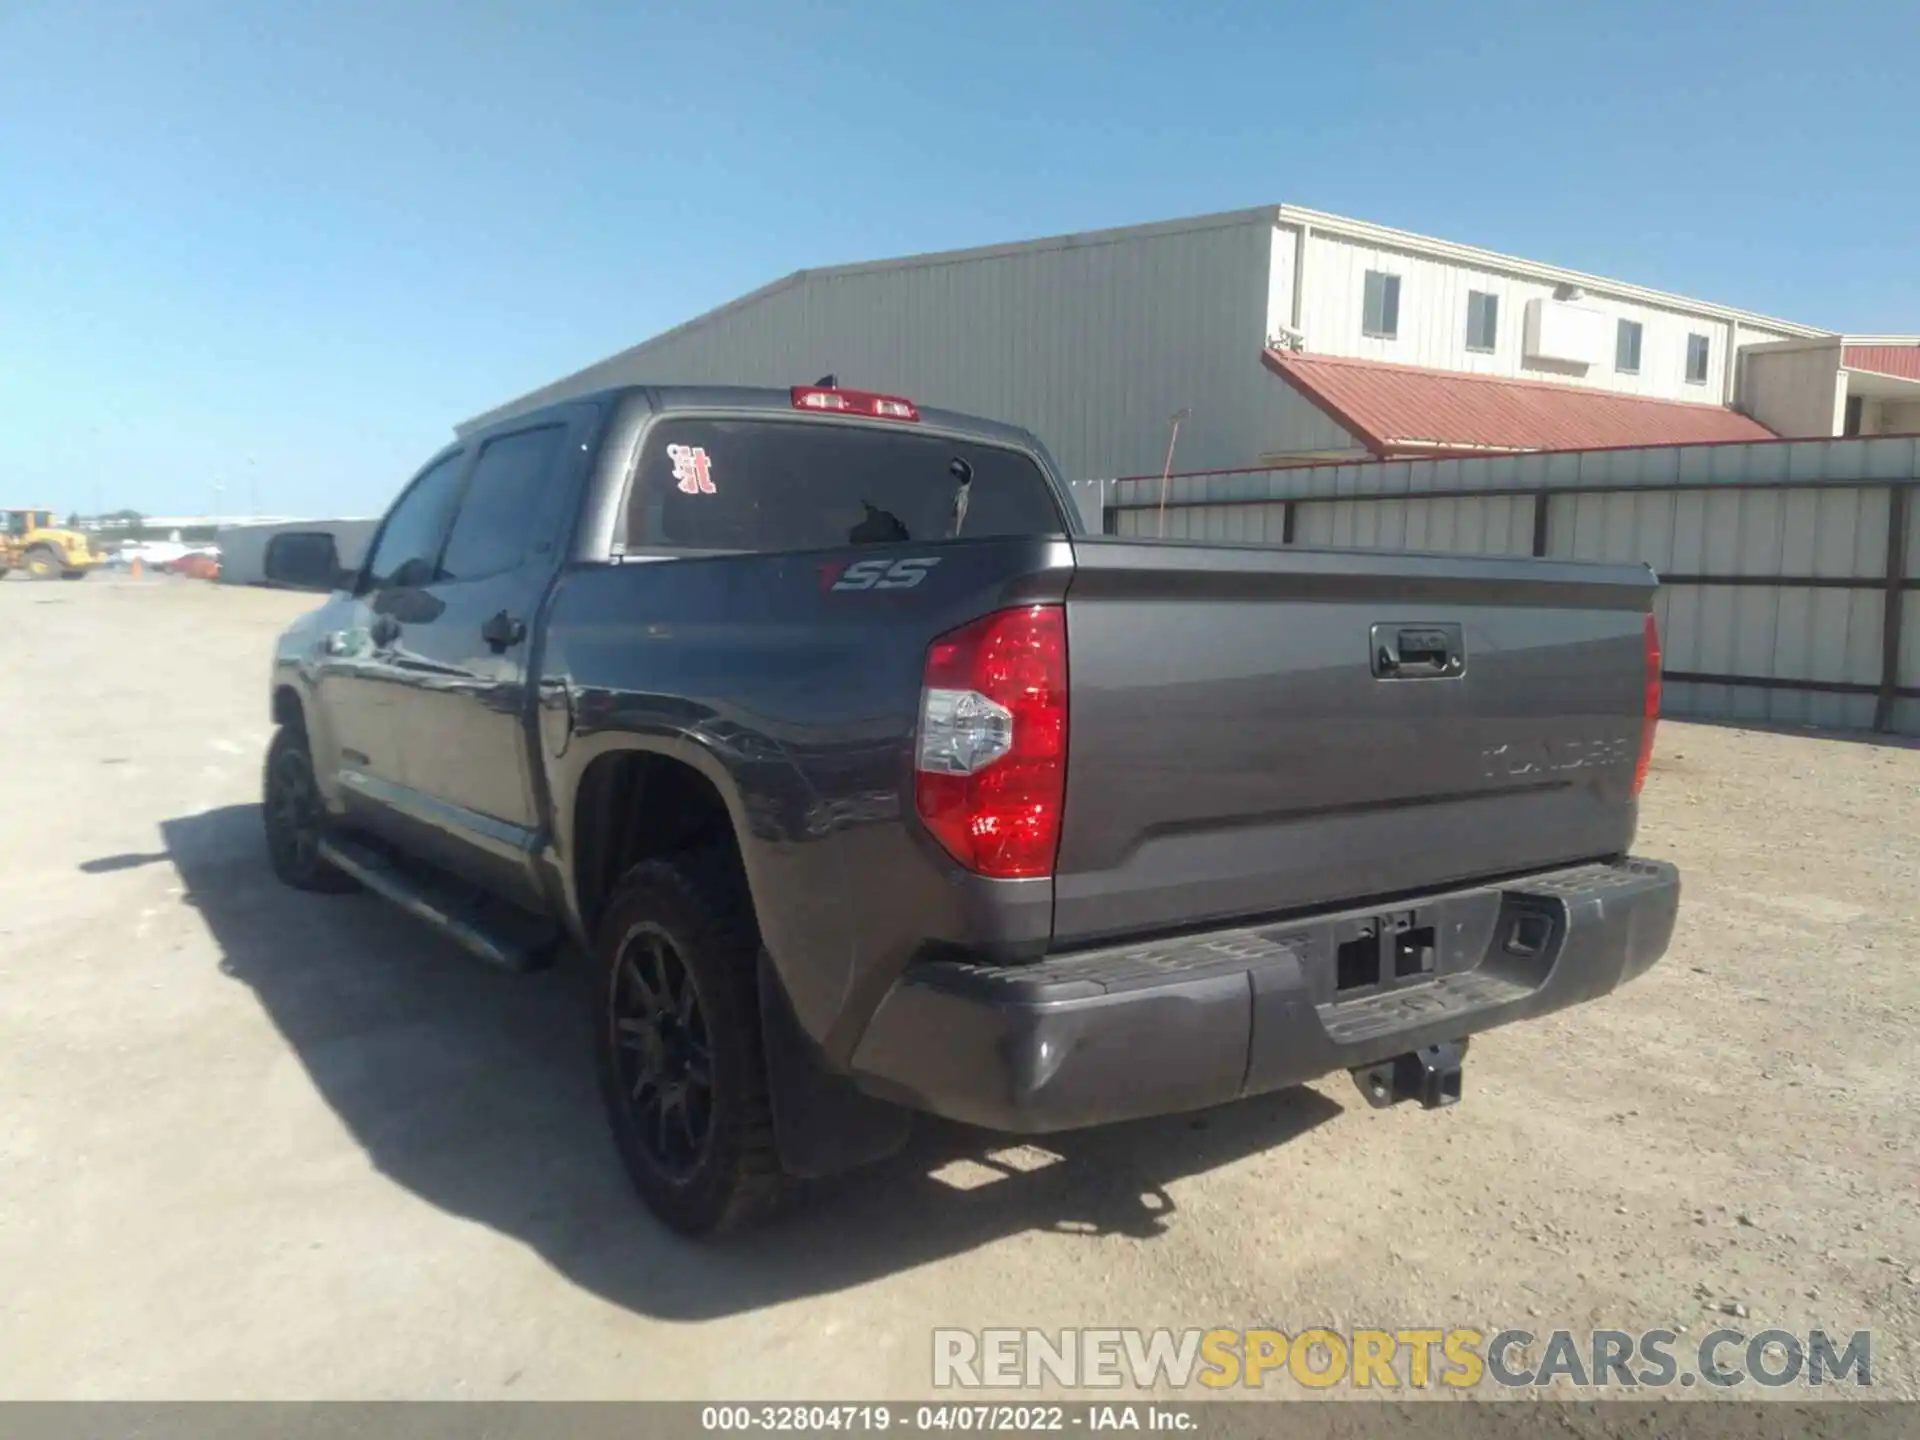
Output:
left=260, top=382, right=1678, bottom=1235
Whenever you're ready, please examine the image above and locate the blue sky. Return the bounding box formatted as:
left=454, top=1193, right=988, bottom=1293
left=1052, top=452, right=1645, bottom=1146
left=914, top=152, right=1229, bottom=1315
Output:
left=2, top=0, right=1915, bottom=519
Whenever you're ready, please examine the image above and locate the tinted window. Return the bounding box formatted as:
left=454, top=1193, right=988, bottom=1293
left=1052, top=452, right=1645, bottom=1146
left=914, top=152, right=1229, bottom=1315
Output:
left=1616, top=319, right=1643, bottom=374
left=362, top=453, right=465, bottom=590
left=1466, top=291, right=1498, bottom=352
left=1363, top=270, right=1401, bottom=339
left=439, top=425, right=569, bottom=582
left=624, top=419, right=1066, bottom=553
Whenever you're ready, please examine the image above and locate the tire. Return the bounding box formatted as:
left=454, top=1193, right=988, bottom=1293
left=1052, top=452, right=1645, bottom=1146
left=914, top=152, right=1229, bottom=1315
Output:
left=60, top=569, right=86, bottom=581
left=262, top=725, right=358, bottom=893
left=25, top=547, right=62, bottom=580
left=593, top=858, right=785, bottom=1235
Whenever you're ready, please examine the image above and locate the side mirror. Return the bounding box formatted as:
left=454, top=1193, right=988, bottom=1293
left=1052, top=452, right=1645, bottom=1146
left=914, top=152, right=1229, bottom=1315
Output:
left=264, top=532, right=347, bottom=592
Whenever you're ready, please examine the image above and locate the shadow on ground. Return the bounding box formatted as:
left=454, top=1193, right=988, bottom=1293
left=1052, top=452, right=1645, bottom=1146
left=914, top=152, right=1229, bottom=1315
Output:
left=134, top=804, right=1339, bottom=1321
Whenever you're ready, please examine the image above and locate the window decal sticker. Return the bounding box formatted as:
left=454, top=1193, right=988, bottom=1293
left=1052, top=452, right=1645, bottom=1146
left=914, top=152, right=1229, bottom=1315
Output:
left=668, top=443, right=716, bottom=495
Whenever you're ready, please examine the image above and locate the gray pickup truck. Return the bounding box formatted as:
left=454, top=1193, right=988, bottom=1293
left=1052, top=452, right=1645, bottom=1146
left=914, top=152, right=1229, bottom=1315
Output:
left=261, top=382, right=1678, bottom=1235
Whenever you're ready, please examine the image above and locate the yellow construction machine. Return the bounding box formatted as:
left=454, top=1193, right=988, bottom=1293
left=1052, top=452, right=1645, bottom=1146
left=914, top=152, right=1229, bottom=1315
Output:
left=0, top=509, right=104, bottom=580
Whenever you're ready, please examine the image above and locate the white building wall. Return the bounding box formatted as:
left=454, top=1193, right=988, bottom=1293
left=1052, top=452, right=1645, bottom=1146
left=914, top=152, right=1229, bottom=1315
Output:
left=461, top=210, right=1280, bottom=484
left=1265, top=231, right=1298, bottom=339
left=1250, top=378, right=1366, bottom=465
left=1277, top=222, right=1803, bottom=404
left=1737, top=341, right=1847, bottom=437
left=1867, top=399, right=1920, bottom=435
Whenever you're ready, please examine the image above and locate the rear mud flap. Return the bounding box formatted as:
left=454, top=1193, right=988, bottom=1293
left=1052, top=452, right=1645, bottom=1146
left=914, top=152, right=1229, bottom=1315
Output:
left=759, top=954, right=913, bottom=1179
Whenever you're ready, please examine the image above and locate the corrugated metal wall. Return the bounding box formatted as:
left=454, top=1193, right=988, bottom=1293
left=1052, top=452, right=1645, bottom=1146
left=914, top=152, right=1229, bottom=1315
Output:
left=1901, top=490, right=1920, bottom=735
left=1250, top=378, right=1368, bottom=464
left=1109, top=435, right=1920, bottom=736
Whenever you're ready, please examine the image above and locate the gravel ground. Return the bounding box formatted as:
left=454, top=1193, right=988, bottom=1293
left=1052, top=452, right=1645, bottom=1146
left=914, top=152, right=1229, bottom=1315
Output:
left=1, top=575, right=1915, bottom=1407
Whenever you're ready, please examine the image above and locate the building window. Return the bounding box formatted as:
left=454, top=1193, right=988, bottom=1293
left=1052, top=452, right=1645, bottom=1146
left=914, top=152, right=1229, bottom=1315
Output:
left=1844, top=395, right=1864, bottom=437
left=1466, top=291, right=1498, bottom=352
left=1686, top=333, right=1710, bottom=385
left=1616, top=319, right=1643, bottom=374
left=1363, top=270, right=1401, bottom=339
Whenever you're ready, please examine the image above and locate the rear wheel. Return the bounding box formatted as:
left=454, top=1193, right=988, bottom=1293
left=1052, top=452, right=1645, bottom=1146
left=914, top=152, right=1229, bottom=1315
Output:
left=24, top=546, right=62, bottom=580
left=594, top=858, right=784, bottom=1235
left=262, top=725, right=358, bottom=893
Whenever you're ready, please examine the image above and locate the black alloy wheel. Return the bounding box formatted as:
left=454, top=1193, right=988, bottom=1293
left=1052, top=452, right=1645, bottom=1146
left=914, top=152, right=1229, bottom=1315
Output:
left=609, top=921, right=715, bottom=1179
left=592, top=858, right=784, bottom=1234
left=262, top=726, right=357, bottom=893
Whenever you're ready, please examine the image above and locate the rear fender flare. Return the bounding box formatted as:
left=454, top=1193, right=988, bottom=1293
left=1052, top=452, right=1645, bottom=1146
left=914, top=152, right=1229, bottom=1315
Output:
left=552, top=728, right=846, bottom=1043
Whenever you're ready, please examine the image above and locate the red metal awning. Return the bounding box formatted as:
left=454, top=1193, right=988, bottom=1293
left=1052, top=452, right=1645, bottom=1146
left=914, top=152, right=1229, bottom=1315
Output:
left=1842, top=345, right=1920, bottom=382
left=1263, top=349, right=1777, bottom=457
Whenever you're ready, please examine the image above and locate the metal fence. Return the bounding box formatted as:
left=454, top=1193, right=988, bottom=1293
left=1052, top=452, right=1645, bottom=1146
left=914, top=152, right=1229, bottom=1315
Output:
left=1083, top=435, right=1920, bottom=737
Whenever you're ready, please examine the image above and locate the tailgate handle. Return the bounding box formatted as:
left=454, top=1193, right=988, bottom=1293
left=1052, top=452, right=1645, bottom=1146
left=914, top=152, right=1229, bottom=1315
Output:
left=1372, top=623, right=1465, bottom=679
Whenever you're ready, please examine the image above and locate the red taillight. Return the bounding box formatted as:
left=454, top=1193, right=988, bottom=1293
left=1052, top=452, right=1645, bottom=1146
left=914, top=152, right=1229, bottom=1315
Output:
left=790, top=385, right=921, bottom=422
left=914, top=605, right=1067, bottom=879
left=1632, top=613, right=1662, bottom=798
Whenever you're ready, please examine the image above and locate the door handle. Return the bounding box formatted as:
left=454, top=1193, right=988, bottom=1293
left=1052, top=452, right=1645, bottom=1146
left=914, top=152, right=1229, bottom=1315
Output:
left=481, top=610, right=527, bottom=652
left=369, top=615, right=402, bottom=649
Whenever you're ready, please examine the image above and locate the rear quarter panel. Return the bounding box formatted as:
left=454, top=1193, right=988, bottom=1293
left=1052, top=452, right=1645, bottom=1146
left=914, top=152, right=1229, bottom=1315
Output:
left=540, top=537, right=1074, bottom=1058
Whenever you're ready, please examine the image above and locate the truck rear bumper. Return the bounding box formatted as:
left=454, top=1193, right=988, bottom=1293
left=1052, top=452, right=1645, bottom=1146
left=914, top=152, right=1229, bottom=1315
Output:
left=849, top=859, right=1678, bottom=1133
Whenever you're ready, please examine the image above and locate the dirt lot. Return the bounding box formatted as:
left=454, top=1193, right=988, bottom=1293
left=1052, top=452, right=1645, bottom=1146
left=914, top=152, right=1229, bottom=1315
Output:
left=2, top=575, right=1916, bottom=1403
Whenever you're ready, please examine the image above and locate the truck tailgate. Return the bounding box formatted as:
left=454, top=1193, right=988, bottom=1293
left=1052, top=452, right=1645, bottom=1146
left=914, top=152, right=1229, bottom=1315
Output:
left=1054, top=539, right=1657, bottom=946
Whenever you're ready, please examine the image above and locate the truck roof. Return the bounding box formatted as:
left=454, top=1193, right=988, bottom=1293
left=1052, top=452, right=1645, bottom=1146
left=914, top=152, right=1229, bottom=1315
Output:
left=464, top=383, right=1050, bottom=456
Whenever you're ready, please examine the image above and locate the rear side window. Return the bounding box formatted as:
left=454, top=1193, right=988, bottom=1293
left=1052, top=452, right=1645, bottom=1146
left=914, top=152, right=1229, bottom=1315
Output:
left=623, top=418, right=1066, bottom=553
left=439, top=424, right=569, bottom=582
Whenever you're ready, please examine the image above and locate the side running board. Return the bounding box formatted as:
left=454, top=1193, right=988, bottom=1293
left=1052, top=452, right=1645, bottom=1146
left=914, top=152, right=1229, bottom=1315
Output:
left=317, top=837, right=557, bottom=973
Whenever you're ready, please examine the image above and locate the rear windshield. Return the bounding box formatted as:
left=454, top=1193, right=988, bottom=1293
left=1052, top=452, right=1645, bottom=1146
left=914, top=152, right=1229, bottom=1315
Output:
left=623, top=417, right=1067, bottom=553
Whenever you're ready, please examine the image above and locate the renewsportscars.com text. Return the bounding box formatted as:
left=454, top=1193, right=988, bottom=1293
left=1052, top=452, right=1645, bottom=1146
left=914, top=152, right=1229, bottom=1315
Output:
left=932, top=1327, right=1873, bottom=1392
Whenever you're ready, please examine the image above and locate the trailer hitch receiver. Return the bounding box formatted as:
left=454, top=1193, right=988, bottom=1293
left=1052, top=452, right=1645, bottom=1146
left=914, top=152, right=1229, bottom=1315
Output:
left=1352, top=1040, right=1466, bottom=1110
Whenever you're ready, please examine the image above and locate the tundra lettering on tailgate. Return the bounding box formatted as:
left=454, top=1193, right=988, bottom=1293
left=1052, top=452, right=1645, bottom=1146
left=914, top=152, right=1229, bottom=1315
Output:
left=1482, top=735, right=1634, bottom=780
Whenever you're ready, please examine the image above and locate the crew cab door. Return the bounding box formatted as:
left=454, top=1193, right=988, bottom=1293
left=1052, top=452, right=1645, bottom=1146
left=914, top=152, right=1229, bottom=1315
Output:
left=315, top=448, right=470, bottom=838
left=371, top=409, right=594, bottom=906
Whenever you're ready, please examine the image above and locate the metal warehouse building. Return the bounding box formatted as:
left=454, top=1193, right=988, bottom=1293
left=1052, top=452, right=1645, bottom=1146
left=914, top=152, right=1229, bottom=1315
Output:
left=459, top=205, right=1919, bottom=477
left=457, top=204, right=1920, bottom=738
